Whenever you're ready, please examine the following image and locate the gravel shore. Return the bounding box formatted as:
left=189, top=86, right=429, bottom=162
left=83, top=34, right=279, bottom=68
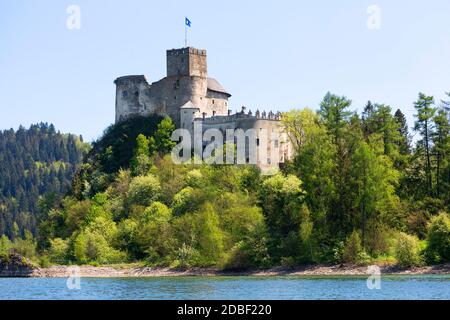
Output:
left=28, top=264, right=450, bottom=278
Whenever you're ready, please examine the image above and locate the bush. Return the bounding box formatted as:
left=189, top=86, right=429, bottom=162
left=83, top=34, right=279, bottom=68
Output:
left=49, top=238, right=69, bottom=263
left=342, top=231, right=363, bottom=264
left=425, top=212, right=450, bottom=263
left=174, top=243, right=201, bottom=268
left=395, top=232, right=421, bottom=267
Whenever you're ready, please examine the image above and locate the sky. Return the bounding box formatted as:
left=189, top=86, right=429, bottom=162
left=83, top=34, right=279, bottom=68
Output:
left=1, top=0, right=449, bottom=142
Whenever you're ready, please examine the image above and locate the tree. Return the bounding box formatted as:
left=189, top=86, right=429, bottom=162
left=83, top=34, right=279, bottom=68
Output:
left=373, top=104, right=401, bottom=158
left=394, top=109, right=411, bottom=155
left=130, top=134, right=152, bottom=176
left=0, top=235, right=11, bottom=255
left=425, top=212, right=450, bottom=263
left=432, top=108, right=450, bottom=199
left=342, top=230, right=363, bottom=264
left=319, top=92, right=352, bottom=145
left=154, top=117, right=176, bottom=154
left=318, top=93, right=355, bottom=237
left=259, top=174, right=306, bottom=260
left=362, top=101, right=376, bottom=137
left=350, top=141, right=399, bottom=250
left=395, top=232, right=421, bottom=267
left=282, top=109, right=335, bottom=242
left=413, top=93, right=437, bottom=196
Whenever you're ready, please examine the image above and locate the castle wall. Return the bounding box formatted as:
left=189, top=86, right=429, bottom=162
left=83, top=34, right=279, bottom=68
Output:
left=198, top=113, right=292, bottom=172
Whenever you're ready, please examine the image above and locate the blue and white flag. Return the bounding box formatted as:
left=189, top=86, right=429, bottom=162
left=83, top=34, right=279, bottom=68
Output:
left=185, top=17, right=191, bottom=27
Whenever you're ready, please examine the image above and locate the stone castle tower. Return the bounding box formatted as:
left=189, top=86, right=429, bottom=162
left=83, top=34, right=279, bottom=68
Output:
left=115, top=47, right=231, bottom=126
left=114, top=47, right=292, bottom=172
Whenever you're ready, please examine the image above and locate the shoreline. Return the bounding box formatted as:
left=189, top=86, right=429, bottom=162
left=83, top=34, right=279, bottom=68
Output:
left=25, top=264, right=450, bottom=278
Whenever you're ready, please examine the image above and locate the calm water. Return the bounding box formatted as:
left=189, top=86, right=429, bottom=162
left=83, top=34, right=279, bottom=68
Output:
left=0, top=275, right=448, bottom=300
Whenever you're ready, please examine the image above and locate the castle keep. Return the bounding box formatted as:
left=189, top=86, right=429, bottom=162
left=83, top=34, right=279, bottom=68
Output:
left=114, top=47, right=292, bottom=171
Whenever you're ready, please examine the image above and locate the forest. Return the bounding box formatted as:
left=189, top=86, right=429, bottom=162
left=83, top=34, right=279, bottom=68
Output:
left=0, top=92, right=449, bottom=269
left=0, top=123, right=88, bottom=239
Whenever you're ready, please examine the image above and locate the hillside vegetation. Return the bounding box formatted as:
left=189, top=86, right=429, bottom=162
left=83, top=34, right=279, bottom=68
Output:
left=0, top=123, right=88, bottom=239
left=1, top=92, right=449, bottom=269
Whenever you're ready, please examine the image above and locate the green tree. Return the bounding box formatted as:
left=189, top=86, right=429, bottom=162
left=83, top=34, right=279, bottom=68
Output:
left=394, top=109, right=411, bottom=155
left=395, top=232, right=421, bottom=267
left=0, top=235, right=11, bottom=256
left=154, top=117, right=176, bottom=154
left=425, top=212, right=450, bottom=263
left=432, top=108, right=450, bottom=199
left=319, top=92, right=352, bottom=145
left=282, top=109, right=335, bottom=252
left=342, top=230, right=363, bottom=264
left=413, top=93, right=437, bottom=196
left=259, top=174, right=306, bottom=261
left=350, top=141, right=399, bottom=250
left=130, top=134, right=152, bottom=177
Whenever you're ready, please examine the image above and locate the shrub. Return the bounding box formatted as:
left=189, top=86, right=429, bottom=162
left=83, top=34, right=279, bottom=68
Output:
left=425, top=212, right=450, bottom=263
left=342, top=230, right=363, bottom=264
left=49, top=238, right=69, bottom=263
left=395, top=232, right=421, bottom=267
left=280, top=256, right=296, bottom=268
left=174, top=243, right=201, bottom=268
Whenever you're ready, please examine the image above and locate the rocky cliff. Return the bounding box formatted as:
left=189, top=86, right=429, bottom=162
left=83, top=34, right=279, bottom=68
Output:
left=0, top=254, right=34, bottom=277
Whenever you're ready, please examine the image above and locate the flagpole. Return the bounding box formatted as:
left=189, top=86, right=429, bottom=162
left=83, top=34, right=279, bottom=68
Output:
left=184, top=22, right=187, bottom=47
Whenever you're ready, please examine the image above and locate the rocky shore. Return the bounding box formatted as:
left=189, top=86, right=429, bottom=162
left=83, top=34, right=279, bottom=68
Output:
left=0, top=254, right=35, bottom=277
left=1, top=253, right=448, bottom=277
left=27, top=263, right=450, bottom=278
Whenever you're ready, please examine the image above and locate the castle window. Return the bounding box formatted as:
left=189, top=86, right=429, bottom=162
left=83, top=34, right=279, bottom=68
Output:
left=274, top=140, right=279, bottom=148
left=134, top=91, right=139, bottom=97
left=212, top=99, right=215, bottom=104
left=256, top=138, right=260, bottom=146
left=174, top=96, right=177, bottom=100
left=267, top=158, right=272, bottom=165
left=122, top=90, right=128, bottom=98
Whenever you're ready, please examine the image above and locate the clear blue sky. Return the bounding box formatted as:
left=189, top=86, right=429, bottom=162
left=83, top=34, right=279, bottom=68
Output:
left=1, top=0, right=449, bottom=142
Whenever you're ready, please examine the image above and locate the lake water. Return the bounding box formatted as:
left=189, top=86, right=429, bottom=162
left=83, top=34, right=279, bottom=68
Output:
left=0, top=275, right=448, bottom=300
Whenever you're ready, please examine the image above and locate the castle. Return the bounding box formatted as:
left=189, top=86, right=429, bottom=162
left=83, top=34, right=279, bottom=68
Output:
left=114, top=47, right=292, bottom=172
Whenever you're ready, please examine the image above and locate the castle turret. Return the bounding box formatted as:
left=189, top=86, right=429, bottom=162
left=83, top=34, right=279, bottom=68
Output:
left=167, top=47, right=207, bottom=78
left=114, top=75, right=149, bottom=123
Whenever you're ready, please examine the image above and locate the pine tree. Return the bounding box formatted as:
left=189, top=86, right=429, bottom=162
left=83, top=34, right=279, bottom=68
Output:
left=394, top=109, right=410, bottom=155
left=413, top=93, right=437, bottom=196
